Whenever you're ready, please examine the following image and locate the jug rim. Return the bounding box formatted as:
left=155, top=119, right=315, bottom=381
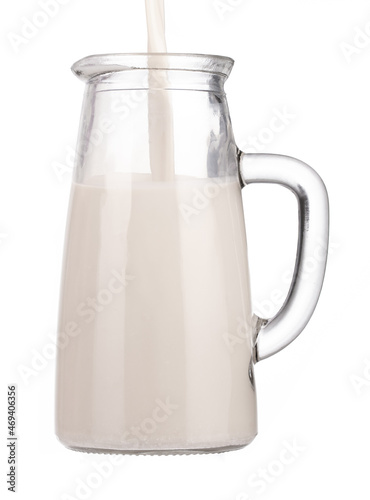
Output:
left=71, top=53, right=235, bottom=82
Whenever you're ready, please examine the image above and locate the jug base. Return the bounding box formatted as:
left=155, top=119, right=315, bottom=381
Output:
left=64, top=442, right=254, bottom=456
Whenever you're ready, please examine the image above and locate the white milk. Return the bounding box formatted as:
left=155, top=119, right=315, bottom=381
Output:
left=145, top=0, right=167, bottom=53
left=145, top=0, right=175, bottom=182
left=56, top=175, right=257, bottom=452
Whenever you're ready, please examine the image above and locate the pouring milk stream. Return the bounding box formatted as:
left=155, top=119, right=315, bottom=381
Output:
left=145, top=0, right=175, bottom=181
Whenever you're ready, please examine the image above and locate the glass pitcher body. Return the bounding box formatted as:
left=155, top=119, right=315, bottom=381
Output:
left=55, top=54, right=329, bottom=454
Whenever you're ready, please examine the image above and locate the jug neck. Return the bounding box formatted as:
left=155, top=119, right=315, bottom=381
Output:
left=71, top=53, right=234, bottom=94
left=71, top=53, right=239, bottom=184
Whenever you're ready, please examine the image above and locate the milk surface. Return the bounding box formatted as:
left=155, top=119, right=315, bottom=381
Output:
left=56, top=175, right=257, bottom=452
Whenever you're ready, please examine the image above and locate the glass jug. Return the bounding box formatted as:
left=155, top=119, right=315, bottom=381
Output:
left=55, top=54, right=329, bottom=455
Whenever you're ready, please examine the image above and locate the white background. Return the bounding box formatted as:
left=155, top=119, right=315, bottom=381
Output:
left=1, top=0, right=370, bottom=498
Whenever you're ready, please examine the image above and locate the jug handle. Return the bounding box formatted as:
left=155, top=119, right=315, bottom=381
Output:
left=239, top=153, right=329, bottom=362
